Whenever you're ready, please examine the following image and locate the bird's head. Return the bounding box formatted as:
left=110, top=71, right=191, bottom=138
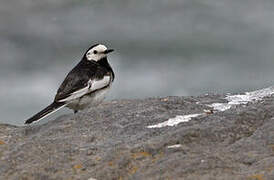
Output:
left=85, top=44, right=114, bottom=62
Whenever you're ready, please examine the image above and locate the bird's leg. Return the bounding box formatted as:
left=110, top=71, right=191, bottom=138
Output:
left=74, top=110, right=78, bottom=114
left=88, top=79, right=93, bottom=89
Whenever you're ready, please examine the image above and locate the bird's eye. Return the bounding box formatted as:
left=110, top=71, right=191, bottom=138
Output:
left=93, top=50, right=98, bottom=54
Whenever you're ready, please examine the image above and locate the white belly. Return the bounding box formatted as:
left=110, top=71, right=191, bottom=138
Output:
left=66, top=87, right=110, bottom=111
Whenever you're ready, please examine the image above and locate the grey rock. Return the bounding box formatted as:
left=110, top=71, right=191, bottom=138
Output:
left=0, top=95, right=273, bottom=180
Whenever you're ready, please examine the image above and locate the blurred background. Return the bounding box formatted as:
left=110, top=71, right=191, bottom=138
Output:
left=1, top=0, right=274, bottom=125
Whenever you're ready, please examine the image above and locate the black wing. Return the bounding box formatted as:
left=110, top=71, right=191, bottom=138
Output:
left=54, top=60, right=101, bottom=102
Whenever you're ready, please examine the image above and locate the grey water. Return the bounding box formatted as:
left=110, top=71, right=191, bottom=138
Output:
left=1, top=0, right=274, bottom=125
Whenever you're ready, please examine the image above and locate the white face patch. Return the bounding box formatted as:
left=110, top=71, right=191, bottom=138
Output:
left=86, top=44, right=108, bottom=61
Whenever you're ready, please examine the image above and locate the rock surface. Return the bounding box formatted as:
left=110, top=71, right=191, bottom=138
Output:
left=0, top=93, right=274, bottom=180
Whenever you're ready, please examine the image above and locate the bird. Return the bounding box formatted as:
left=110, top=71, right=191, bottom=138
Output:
left=25, top=44, right=115, bottom=124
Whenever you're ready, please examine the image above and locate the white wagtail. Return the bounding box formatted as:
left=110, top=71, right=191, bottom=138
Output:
left=25, top=44, right=115, bottom=124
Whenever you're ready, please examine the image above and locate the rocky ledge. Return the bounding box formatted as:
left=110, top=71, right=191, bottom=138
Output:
left=0, top=87, right=274, bottom=180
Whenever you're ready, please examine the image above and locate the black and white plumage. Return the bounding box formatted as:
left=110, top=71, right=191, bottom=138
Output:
left=25, top=44, right=115, bottom=124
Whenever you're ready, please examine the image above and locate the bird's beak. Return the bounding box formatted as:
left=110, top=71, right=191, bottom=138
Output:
left=104, top=49, right=114, bottom=54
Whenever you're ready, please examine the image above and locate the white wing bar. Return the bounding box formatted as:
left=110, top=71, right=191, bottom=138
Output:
left=58, top=76, right=110, bottom=102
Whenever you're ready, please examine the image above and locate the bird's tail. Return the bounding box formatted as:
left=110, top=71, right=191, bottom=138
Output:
left=25, top=102, right=66, bottom=124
